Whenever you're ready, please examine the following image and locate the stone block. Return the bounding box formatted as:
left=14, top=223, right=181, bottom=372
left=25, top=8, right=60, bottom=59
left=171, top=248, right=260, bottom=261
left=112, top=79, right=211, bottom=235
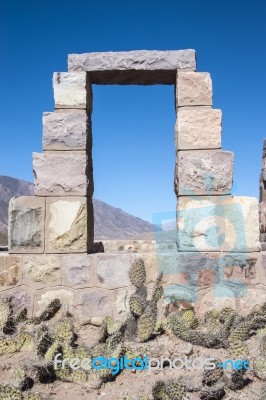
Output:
left=33, top=151, right=91, bottom=196
left=175, top=150, right=233, bottom=195
left=45, top=197, right=92, bottom=253
left=1, top=285, right=35, bottom=317
left=219, top=196, right=261, bottom=252
left=42, top=111, right=89, bottom=150
left=95, top=253, right=137, bottom=289
left=177, top=197, right=222, bottom=252
left=195, top=286, right=237, bottom=318
left=68, top=49, right=196, bottom=84
left=0, top=255, right=22, bottom=290
left=237, top=286, right=266, bottom=316
left=75, top=288, right=112, bottom=324
left=8, top=196, right=45, bottom=253
left=112, top=287, right=135, bottom=320
left=53, top=72, right=89, bottom=109
left=176, top=107, right=222, bottom=150
left=62, top=254, right=95, bottom=288
left=23, top=255, right=61, bottom=289
left=34, top=287, right=75, bottom=315
left=220, top=252, right=258, bottom=286
left=177, top=72, right=212, bottom=106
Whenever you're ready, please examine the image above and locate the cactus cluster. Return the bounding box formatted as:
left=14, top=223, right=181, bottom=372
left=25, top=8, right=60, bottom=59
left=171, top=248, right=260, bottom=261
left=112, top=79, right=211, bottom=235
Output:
left=152, top=379, right=186, bottom=400
left=128, top=258, right=163, bottom=342
left=169, top=303, right=266, bottom=353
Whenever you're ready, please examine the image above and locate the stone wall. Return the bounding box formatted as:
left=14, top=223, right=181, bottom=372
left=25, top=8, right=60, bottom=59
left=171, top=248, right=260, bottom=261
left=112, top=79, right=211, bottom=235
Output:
left=1, top=49, right=264, bottom=320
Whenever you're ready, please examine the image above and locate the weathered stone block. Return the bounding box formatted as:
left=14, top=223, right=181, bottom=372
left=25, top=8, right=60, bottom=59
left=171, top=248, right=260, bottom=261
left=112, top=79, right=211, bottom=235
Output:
left=62, top=254, right=95, bottom=288
left=176, top=107, right=222, bottom=150
left=177, top=72, right=212, bottom=106
left=45, top=197, right=92, bottom=253
left=75, top=288, right=112, bottom=324
left=220, top=252, right=258, bottom=285
left=175, top=150, right=233, bottom=195
left=1, top=285, right=35, bottom=317
left=34, top=287, right=75, bottom=315
left=42, top=111, right=89, bottom=150
left=23, top=255, right=61, bottom=289
left=177, top=197, right=222, bottom=252
left=0, top=255, right=22, bottom=290
left=53, top=72, right=88, bottom=109
left=95, top=253, right=137, bottom=289
left=33, top=151, right=91, bottom=196
left=8, top=196, right=45, bottom=253
left=219, top=196, right=261, bottom=252
left=195, top=286, right=237, bottom=317
left=68, top=50, right=196, bottom=84
left=112, top=287, right=135, bottom=320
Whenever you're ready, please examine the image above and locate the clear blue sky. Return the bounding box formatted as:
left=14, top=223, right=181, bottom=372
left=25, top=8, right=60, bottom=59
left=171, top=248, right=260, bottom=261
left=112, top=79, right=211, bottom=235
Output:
left=1, top=0, right=266, bottom=222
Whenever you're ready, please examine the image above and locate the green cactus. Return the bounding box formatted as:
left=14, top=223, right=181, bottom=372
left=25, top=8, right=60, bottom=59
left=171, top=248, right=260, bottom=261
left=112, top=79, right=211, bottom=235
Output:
left=165, top=380, right=186, bottom=400
left=254, top=357, right=266, bottom=380
left=17, top=332, right=35, bottom=352
left=53, top=318, right=74, bottom=343
left=13, top=364, right=27, bottom=390
left=0, top=336, right=18, bottom=355
left=151, top=273, right=164, bottom=303
left=0, top=385, right=22, bottom=400
left=129, top=293, right=146, bottom=317
left=0, top=300, right=11, bottom=332
left=129, top=258, right=146, bottom=288
left=71, top=369, right=87, bottom=384
left=31, top=299, right=61, bottom=325
left=44, top=341, right=61, bottom=363
left=137, top=313, right=156, bottom=342
left=23, top=394, right=42, bottom=400
left=181, top=307, right=198, bottom=329
left=152, top=380, right=168, bottom=400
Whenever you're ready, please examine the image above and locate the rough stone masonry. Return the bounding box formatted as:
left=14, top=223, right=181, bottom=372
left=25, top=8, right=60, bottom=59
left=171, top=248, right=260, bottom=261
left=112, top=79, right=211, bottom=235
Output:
left=1, top=49, right=265, bottom=323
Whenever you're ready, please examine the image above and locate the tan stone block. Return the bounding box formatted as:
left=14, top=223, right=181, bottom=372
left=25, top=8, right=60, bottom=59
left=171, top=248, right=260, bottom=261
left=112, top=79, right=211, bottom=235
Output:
left=23, top=255, right=61, bottom=289
left=0, top=285, right=35, bottom=317
left=112, top=287, right=135, bottom=320
left=0, top=255, right=22, bottom=290
left=33, top=151, right=91, bottom=196
left=95, top=253, right=138, bottom=289
left=219, top=196, right=261, bottom=252
left=176, top=107, right=221, bottom=150
left=75, top=288, right=112, bottom=324
left=175, top=150, right=233, bottom=195
left=195, top=286, right=237, bottom=318
left=177, top=197, right=222, bottom=252
left=62, top=254, right=95, bottom=288
left=53, top=72, right=88, bottom=109
left=177, top=71, right=212, bottom=106
left=42, top=111, right=88, bottom=150
left=34, top=287, right=75, bottom=315
left=8, top=196, right=45, bottom=254
left=237, top=286, right=266, bottom=316
left=45, top=197, right=92, bottom=253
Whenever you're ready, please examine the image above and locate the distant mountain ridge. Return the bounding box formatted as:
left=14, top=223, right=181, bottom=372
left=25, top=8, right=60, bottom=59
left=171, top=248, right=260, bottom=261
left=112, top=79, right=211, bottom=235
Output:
left=0, top=175, right=157, bottom=245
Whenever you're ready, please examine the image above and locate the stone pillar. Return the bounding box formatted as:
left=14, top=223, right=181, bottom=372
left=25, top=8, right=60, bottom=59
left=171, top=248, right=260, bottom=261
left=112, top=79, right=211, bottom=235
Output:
left=9, top=71, right=94, bottom=254
left=259, top=139, right=266, bottom=250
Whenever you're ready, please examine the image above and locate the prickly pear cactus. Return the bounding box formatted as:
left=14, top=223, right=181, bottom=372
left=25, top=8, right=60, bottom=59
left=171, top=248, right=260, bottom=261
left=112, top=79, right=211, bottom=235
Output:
left=0, top=300, right=10, bottom=332
left=53, top=318, right=74, bottom=343
left=0, top=384, right=22, bottom=400
left=129, top=258, right=146, bottom=288
left=129, top=293, right=146, bottom=317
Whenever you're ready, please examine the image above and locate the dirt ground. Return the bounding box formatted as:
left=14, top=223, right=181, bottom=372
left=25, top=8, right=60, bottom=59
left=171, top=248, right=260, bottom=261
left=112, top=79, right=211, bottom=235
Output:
left=0, top=322, right=265, bottom=400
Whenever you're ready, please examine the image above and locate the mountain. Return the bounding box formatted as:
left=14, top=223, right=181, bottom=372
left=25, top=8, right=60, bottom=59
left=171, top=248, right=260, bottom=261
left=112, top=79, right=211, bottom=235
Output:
left=0, top=175, right=157, bottom=245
